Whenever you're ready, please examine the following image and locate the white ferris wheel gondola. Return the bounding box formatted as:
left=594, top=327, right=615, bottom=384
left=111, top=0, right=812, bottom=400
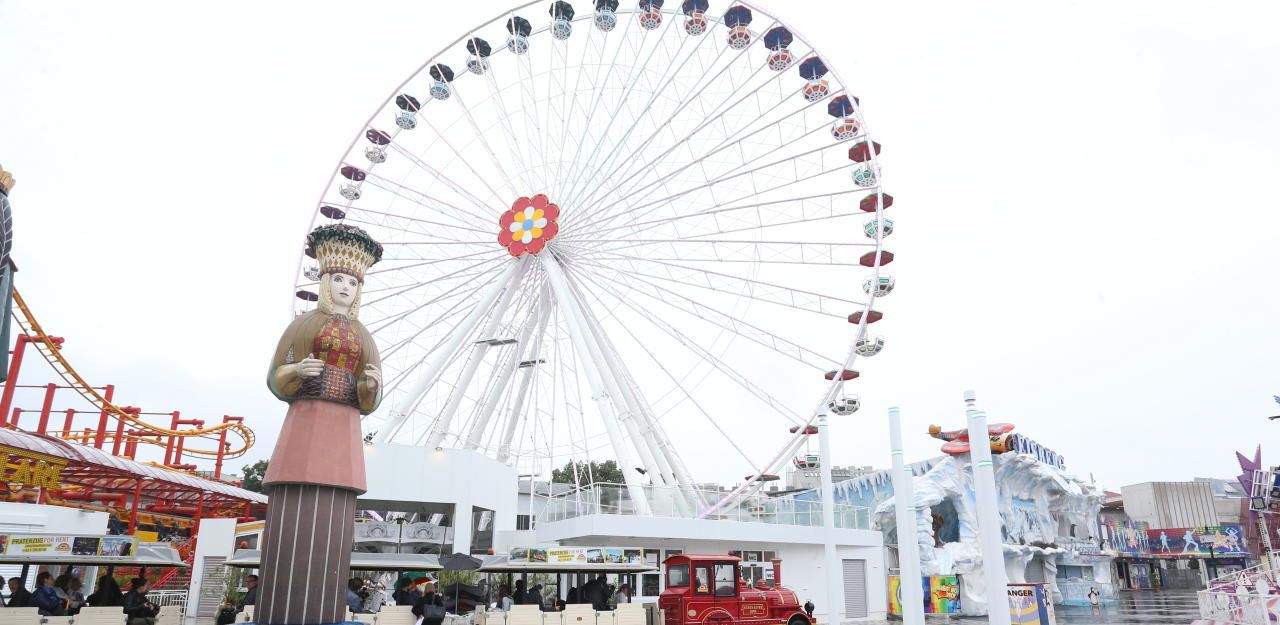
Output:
left=292, top=0, right=896, bottom=517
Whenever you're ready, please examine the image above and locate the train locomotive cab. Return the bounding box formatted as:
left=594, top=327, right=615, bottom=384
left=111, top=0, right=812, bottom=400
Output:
left=660, top=554, right=811, bottom=625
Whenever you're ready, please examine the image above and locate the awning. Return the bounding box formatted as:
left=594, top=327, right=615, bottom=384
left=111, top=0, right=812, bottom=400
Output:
left=1, top=427, right=266, bottom=505
left=225, top=549, right=442, bottom=571
left=479, top=555, right=656, bottom=573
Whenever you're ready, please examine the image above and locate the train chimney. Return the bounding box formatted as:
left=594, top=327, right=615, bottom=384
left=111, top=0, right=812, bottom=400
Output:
left=771, top=557, right=782, bottom=587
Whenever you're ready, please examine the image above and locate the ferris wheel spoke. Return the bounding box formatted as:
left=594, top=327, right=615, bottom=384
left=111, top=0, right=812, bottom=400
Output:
left=365, top=264, right=506, bottom=335
left=386, top=143, right=503, bottom=218
left=601, top=162, right=865, bottom=242
left=578, top=188, right=862, bottom=240
left=570, top=266, right=804, bottom=425
left=571, top=251, right=860, bottom=318
left=576, top=274, right=764, bottom=475
left=561, top=15, right=782, bottom=212
left=361, top=255, right=508, bottom=301
left=413, top=113, right=513, bottom=207
left=556, top=9, right=684, bottom=207
left=363, top=170, right=497, bottom=227
left=586, top=136, right=847, bottom=228
left=508, top=30, right=550, bottom=191
left=476, top=56, right=542, bottom=193
left=575, top=85, right=837, bottom=234
left=568, top=22, right=797, bottom=221
left=338, top=208, right=493, bottom=239
left=573, top=259, right=839, bottom=370
left=438, top=86, right=526, bottom=198
left=567, top=238, right=873, bottom=266
left=556, top=18, right=711, bottom=210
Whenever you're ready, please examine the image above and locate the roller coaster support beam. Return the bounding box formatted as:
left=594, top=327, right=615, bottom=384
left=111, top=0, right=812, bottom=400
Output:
left=128, top=479, right=145, bottom=534
left=93, top=385, right=114, bottom=448
left=214, top=416, right=243, bottom=479
left=61, top=409, right=76, bottom=437
left=35, top=383, right=56, bottom=434
left=172, top=418, right=203, bottom=467
left=112, top=406, right=140, bottom=456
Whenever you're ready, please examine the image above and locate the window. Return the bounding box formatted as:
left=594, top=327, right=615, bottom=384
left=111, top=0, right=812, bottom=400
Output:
left=694, top=567, right=711, bottom=594
left=668, top=563, right=690, bottom=587
left=516, top=514, right=534, bottom=530
left=714, top=563, right=737, bottom=597
left=642, top=573, right=660, bottom=596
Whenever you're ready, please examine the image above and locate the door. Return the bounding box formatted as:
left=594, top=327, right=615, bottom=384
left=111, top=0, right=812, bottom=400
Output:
left=841, top=559, right=867, bottom=619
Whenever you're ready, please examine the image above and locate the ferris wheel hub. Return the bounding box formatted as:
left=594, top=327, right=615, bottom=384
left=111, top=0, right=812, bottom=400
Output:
left=498, top=194, right=560, bottom=256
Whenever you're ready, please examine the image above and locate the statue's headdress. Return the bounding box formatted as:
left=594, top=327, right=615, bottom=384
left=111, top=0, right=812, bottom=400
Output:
left=305, top=224, right=383, bottom=283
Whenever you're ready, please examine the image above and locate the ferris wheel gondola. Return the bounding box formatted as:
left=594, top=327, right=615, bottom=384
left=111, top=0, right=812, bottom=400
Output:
left=292, top=0, right=896, bottom=516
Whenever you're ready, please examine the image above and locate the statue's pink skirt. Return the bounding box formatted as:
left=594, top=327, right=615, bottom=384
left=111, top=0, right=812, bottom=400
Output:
left=262, top=399, right=366, bottom=494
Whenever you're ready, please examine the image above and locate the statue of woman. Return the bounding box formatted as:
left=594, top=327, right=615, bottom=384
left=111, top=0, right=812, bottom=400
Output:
left=257, top=223, right=383, bottom=625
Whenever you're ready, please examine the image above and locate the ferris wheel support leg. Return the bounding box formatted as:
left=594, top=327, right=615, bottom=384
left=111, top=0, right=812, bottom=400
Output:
left=375, top=258, right=525, bottom=444
left=571, top=291, right=698, bottom=516
left=558, top=267, right=668, bottom=494
left=541, top=254, right=652, bottom=516
left=496, top=303, right=550, bottom=463
left=423, top=258, right=530, bottom=450
left=466, top=290, right=549, bottom=451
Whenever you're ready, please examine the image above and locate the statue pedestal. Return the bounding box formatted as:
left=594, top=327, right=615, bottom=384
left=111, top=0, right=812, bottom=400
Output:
left=256, top=483, right=357, bottom=625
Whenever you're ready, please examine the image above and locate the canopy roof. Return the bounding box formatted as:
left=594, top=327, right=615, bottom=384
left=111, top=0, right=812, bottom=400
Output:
left=0, top=542, right=186, bottom=567
left=0, top=427, right=267, bottom=506
left=226, top=549, right=443, bottom=571
left=479, top=555, right=656, bottom=573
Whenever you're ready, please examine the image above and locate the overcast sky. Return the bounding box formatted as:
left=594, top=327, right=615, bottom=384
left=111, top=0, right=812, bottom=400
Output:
left=1, top=0, right=1277, bottom=492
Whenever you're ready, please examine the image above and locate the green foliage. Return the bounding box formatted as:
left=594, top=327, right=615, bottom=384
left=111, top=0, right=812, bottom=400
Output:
left=241, top=460, right=269, bottom=493
left=550, top=459, right=625, bottom=486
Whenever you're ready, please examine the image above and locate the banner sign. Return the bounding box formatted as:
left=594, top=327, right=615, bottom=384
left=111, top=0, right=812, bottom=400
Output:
left=2, top=445, right=67, bottom=490
left=887, top=575, right=961, bottom=615
left=1, top=534, right=135, bottom=559
left=1146, top=525, right=1249, bottom=557
left=509, top=546, right=645, bottom=565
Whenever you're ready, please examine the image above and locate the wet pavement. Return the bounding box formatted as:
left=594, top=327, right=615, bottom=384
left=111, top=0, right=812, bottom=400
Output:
left=862, top=589, right=1203, bottom=625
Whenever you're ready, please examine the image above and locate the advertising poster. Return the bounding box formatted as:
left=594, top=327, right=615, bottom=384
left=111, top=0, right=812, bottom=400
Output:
left=547, top=547, right=584, bottom=563
left=6, top=535, right=74, bottom=556
left=1008, top=584, right=1055, bottom=625
left=1146, top=525, right=1248, bottom=557
left=529, top=547, right=548, bottom=563
left=1104, top=519, right=1150, bottom=555
left=72, top=537, right=101, bottom=556
left=888, top=576, right=960, bottom=615
left=98, top=536, right=134, bottom=557
left=604, top=548, right=624, bottom=564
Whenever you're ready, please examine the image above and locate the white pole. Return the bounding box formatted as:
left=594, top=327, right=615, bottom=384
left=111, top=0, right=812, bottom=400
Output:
left=965, top=390, right=1010, bottom=624
left=817, top=411, right=843, bottom=624
left=889, top=406, right=924, bottom=625
left=375, top=258, right=525, bottom=443
left=541, top=254, right=652, bottom=515
left=424, top=258, right=529, bottom=449
left=496, top=303, right=550, bottom=462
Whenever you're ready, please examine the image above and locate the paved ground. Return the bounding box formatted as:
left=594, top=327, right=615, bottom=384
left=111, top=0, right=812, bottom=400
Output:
left=856, top=590, right=1203, bottom=625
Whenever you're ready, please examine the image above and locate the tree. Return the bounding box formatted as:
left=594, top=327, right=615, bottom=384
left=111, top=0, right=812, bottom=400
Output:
left=241, top=459, right=269, bottom=493
left=551, top=459, right=625, bottom=486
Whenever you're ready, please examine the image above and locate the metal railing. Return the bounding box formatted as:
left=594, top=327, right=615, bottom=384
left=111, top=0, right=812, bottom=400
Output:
left=539, top=482, right=869, bottom=529
left=1198, top=590, right=1271, bottom=625
left=149, top=589, right=190, bottom=609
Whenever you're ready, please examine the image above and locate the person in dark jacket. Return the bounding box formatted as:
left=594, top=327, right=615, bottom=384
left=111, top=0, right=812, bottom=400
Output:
left=5, top=577, right=33, bottom=608
left=392, top=577, right=420, bottom=606
left=583, top=575, right=609, bottom=611
left=31, top=573, right=63, bottom=616
left=236, top=575, right=258, bottom=611
left=87, top=576, right=124, bottom=607
left=123, top=578, right=159, bottom=625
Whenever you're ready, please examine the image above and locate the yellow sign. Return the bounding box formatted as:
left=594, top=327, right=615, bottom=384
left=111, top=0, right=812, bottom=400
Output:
left=5, top=458, right=65, bottom=490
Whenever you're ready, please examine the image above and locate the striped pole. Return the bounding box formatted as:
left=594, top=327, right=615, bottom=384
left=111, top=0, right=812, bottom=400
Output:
left=888, top=407, right=924, bottom=625
left=965, top=391, right=1010, bottom=624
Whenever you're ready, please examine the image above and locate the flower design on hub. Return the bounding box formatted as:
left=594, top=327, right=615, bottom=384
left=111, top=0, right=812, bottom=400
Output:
left=498, top=194, right=560, bottom=256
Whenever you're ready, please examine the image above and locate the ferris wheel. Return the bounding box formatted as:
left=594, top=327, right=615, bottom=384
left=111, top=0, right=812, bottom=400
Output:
left=291, top=0, right=894, bottom=515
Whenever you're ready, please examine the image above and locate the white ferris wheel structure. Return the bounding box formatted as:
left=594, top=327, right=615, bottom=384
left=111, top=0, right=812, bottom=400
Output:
left=292, top=0, right=895, bottom=517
